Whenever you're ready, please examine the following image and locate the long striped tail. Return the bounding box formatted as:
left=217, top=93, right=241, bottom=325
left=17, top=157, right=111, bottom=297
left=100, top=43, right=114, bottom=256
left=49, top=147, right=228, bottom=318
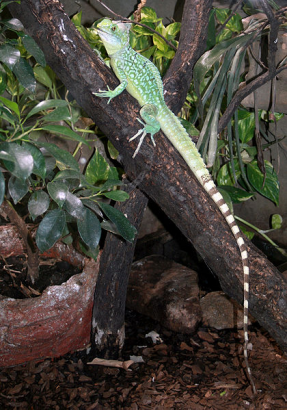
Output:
left=158, top=106, right=257, bottom=394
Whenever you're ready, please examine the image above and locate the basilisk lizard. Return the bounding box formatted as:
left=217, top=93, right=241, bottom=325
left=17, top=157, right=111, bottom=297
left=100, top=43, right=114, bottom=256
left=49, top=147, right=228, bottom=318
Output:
left=94, top=18, right=256, bottom=394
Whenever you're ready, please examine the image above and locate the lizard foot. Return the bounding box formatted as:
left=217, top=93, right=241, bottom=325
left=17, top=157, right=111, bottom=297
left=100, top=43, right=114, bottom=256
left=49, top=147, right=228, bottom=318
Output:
left=130, top=119, right=156, bottom=158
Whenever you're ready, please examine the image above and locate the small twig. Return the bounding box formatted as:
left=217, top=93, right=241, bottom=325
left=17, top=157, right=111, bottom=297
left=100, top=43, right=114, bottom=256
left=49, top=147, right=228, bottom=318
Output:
left=1, top=255, right=17, bottom=286
left=0, top=200, right=39, bottom=283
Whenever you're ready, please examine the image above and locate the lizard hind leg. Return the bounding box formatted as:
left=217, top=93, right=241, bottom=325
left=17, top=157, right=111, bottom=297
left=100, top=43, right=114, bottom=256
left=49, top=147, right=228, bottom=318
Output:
left=129, top=104, right=161, bottom=157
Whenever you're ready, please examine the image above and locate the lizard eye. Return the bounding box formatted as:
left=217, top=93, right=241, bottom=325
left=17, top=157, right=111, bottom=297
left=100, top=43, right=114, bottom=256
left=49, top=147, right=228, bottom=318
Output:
left=111, top=26, right=116, bottom=31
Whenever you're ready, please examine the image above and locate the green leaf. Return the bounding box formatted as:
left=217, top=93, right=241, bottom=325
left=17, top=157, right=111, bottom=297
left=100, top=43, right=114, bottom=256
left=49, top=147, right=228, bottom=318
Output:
left=238, top=111, right=255, bottom=143
left=141, top=45, right=157, bottom=59
left=193, top=32, right=253, bottom=86
left=218, top=185, right=254, bottom=203
left=140, top=7, right=160, bottom=23
left=0, top=95, right=20, bottom=118
left=107, top=167, right=121, bottom=181
left=103, top=190, right=129, bottom=202
left=22, top=35, right=46, bottom=66
left=99, top=202, right=137, bottom=242
left=35, top=141, right=79, bottom=171
left=22, top=142, right=46, bottom=179
left=52, top=169, right=80, bottom=190
left=0, top=44, right=20, bottom=69
left=26, top=99, right=68, bottom=119
left=153, top=31, right=168, bottom=52
left=78, top=241, right=99, bottom=260
left=81, top=198, right=103, bottom=217
left=0, top=171, right=5, bottom=205
left=180, top=119, right=200, bottom=136
left=0, top=65, right=7, bottom=95
left=3, top=17, right=24, bottom=31
left=0, top=105, right=17, bottom=124
left=77, top=207, right=101, bottom=249
left=133, top=22, right=155, bottom=36
left=217, top=160, right=241, bottom=186
left=85, top=149, right=109, bottom=185
left=28, top=191, right=50, bottom=220
left=71, top=11, right=82, bottom=26
left=33, top=65, right=53, bottom=90
left=64, top=191, right=85, bottom=220
left=1, top=142, right=34, bottom=179
left=216, top=28, right=233, bottom=43
left=0, top=148, right=13, bottom=162
left=215, top=8, right=230, bottom=24
left=247, top=160, right=279, bottom=205
left=42, top=106, right=72, bottom=122
left=217, top=187, right=233, bottom=214
left=100, top=178, right=122, bottom=191
left=12, top=56, right=36, bottom=92
left=41, top=124, right=89, bottom=145
left=107, top=140, right=119, bottom=160
left=154, top=49, right=175, bottom=59
left=47, top=181, right=68, bottom=207
left=36, top=208, right=66, bottom=252
left=166, top=22, right=181, bottom=38
left=207, top=9, right=216, bottom=49
left=226, top=14, right=243, bottom=33
left=8, top=175, right=29, bottom=204
left=271, top=214, right=282, bottom=230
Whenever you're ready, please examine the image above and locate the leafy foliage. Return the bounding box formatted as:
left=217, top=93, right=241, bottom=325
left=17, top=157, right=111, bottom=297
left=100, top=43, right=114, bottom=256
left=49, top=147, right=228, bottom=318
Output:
left=0, top=2, right=137, bottom=272
left=79, top=5, right=285, bottom=244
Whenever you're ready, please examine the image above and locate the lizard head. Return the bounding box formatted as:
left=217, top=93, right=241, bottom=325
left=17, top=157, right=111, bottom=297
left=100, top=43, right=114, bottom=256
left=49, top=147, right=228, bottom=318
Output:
left=96, top=19, right=132, bottom=56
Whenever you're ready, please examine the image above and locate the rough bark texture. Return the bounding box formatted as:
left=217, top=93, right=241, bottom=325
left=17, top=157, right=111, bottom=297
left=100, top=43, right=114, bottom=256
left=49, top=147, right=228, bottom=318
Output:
left=163, top=0, right=213, bottom=113
left=8, top=0, right=287, bottom=354
left=91, top=187, right=148, bottom=358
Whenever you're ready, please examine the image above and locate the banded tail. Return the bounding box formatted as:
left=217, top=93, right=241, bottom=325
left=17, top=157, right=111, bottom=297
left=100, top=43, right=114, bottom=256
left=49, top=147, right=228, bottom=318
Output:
left=158, top=105, right=257, bottom=394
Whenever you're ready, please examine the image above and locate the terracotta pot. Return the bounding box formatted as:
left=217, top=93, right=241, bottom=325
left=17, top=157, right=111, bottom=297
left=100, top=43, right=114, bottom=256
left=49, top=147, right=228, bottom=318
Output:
left=0, top=254, right=99, bottom=367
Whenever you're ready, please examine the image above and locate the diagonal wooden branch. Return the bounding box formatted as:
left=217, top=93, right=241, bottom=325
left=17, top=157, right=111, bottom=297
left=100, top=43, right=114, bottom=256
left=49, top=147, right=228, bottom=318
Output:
left=8, top=0, right=287, bottom=354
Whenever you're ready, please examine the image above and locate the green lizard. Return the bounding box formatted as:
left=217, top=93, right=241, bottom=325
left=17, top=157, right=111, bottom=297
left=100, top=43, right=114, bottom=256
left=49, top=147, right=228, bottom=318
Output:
left=94, top=18, right=256, bottom=394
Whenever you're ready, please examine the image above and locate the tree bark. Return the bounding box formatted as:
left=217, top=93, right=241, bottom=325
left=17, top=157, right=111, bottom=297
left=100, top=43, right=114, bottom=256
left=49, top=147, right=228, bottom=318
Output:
left=8, top=0, right=287, bottom=354
left=91, top=186, right=147, bottom=358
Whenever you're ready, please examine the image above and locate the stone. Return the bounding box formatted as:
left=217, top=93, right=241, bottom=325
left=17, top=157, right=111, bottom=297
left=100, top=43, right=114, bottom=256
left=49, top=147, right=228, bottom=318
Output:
left=126, top=255, right=201, bottom=334
left=200, top=291, right=252, bottom=330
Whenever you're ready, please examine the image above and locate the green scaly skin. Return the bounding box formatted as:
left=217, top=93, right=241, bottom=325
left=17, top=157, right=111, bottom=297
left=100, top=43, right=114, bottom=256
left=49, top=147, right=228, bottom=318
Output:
left=94, top=18, right=256, bottom=394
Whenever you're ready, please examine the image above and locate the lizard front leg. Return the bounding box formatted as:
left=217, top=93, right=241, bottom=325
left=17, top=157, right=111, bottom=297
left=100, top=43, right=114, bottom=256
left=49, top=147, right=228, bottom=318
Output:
left=130, top=104, right=161, bottom=157
left=93, top=60, right=128, bottom=104
left=93, top=80, right=128, bottom=104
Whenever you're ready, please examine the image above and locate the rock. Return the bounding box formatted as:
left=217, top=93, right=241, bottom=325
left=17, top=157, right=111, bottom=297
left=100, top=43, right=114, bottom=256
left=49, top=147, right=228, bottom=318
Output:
left=200, top=291, right=252, bottom=330
left=127, top=255, right=201, bottom=334
left=0, top=258, right=99, bottom=367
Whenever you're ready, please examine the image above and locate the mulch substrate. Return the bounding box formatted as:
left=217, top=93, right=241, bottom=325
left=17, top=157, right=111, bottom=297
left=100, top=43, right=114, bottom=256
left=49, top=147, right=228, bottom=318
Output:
left=0, top=309, right=286, bottom=410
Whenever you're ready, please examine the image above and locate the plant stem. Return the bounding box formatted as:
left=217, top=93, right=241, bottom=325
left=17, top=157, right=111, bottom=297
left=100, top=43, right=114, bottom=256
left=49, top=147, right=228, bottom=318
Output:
left=0, top=200, right=39, bottom=283
left=235, top=215, right=286, bottom=255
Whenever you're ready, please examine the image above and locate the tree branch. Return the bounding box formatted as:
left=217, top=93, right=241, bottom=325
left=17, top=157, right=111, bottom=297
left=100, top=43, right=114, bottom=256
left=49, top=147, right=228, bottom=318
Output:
left=164, top=0, right=213, bottom=113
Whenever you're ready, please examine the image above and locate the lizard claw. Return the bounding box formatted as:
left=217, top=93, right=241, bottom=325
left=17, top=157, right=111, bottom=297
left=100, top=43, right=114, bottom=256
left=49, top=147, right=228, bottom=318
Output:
left=130, top=128, right=147, bottom=158
left=130, top=118, right=157, bottom=157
